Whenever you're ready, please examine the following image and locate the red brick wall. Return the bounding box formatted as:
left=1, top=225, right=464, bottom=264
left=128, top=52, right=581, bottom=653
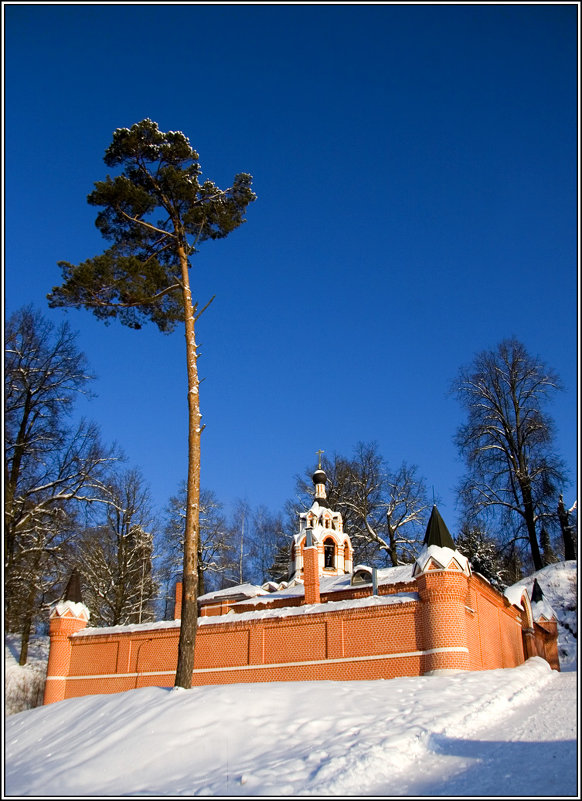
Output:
left=57, top=600, right=426, bottom=700
left=46, top=571, right=551, bottom=705
left=468, top=575, right=525, bottom=669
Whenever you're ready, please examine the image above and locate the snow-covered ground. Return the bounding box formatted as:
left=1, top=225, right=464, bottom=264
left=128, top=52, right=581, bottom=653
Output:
left=4, top=561, right=578, bottom=798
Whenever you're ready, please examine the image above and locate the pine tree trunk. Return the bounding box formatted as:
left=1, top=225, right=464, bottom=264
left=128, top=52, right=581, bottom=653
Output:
left=174, top=244, right=202, bottom=690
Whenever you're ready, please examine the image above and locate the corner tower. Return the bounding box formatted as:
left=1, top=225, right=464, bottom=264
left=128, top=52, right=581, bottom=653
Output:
left=43, top=569, right=90, bottom=705
left=413, top=506, right=471, bottom=675
left=289, top=458, right=353, bottom=582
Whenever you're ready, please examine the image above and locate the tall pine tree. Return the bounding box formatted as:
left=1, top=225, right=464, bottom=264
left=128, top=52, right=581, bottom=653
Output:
left=48, top=120, right=255, bottom=687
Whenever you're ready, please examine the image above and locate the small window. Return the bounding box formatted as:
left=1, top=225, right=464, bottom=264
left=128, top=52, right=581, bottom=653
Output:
left=351, top=567, right=372, bottom=585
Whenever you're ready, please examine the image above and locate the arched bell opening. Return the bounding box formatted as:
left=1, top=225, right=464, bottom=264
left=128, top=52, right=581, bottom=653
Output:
left=323, top=537, right=336, bottom=569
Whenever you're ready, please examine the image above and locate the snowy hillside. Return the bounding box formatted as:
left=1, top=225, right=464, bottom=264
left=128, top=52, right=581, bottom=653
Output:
left=4, top=561, right=578, bottom=797
left=509, top=559, right=577, bottom=670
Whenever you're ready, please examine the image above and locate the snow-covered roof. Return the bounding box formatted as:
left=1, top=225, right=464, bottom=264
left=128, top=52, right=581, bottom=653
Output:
left=531, top=598, right=558, bottom=622
left=413, top=544, right=470, bottom=576
left=199, top=591, right=419, bottom=624
left=503, top=584, right=528, bottom=610
left=504, top=575, right=558, bottom=621
left=197, top=583, right=269, bottom=604
left=231, top=563, right=415, bottom=608
left=74, top=590, right=420, bottom=637
left=50, top=600, right=90, bottom=621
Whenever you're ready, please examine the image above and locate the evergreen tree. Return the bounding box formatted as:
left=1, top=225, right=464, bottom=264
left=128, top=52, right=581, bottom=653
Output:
left=501, top=544, right=524, bottom=586
left=268, top=538, right=293, bottom=583
left=456, top=522, right=508, bottom=588
left=539, top=527, right=559, bottom=566
left=48, top=120, right=255, bottom=687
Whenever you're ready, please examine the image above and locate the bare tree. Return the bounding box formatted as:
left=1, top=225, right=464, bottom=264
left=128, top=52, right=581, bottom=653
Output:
left=76, top=468, right=158, bottom=626
left=5, top=417, right=118, bottom=662
left=230, top=499, right=251, bottom=586
left=294, top=442, right=430, bottom=567
left=5, top=307, right=94, bottom=577
left=4, top=307, right=119, bottom=662
left=245, top=506, right=288, bottom=585
left=161, top=484, right=234, bottom=599
left=453, top=338, right=567, bottom=571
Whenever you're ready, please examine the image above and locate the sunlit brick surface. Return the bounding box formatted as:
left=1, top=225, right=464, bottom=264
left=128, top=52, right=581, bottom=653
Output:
left=44, top=568, right=558, bottom=704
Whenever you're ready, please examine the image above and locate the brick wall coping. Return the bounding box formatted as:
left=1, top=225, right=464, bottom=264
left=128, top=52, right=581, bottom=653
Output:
left=73, top=591, right=419, bottom=638
left=233, top=579, right=417, bottom=610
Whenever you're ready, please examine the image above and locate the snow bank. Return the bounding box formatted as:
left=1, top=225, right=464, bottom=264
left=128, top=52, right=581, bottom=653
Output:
left=5, top=658, right=575, bottom=797
left=4, top=560, right=577, bottom=796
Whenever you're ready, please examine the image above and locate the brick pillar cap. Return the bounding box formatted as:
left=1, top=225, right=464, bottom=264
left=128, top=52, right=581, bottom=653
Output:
left=413, top=544, right=470, bottom=577
left=50, top=599, right=90, bottom=621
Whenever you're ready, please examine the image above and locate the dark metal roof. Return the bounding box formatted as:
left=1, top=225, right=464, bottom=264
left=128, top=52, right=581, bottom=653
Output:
left=312, top=469, right=327, bottom=485
left=531, top=578, right=544, bottom=603
left=423, top=506, right=455, bottom=550
left=63, top=568, right=83, bottom=603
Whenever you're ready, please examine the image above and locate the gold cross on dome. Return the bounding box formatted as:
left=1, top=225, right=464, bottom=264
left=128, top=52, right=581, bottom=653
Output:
left=316, top=449, right=325, bottom=469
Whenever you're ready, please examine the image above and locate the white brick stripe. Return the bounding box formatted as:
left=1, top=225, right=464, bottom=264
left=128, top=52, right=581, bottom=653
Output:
left=47, top=646, right=469, bottom=681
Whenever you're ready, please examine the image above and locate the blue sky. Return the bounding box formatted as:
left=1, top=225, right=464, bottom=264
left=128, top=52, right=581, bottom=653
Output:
left=4, top=3, right=579, bottom=534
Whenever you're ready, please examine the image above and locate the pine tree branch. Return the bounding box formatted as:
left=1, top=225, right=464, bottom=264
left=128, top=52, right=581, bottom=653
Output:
left=194, top=295, right=216, bottom=322
left=115, top=207, right=177, bottom=239
left=86, top=283, right=182, bottom=309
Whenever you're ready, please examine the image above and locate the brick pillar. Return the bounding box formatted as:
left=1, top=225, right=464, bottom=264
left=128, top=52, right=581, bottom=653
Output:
left=43, top=603, right=89, bottom=705
left=416, top=571, right=470, bottom=675
left=522, top=626, right=537, bottom=659
left=303, top=546, right=321, bottom=605
left=534, top=620, right=560, bottom=671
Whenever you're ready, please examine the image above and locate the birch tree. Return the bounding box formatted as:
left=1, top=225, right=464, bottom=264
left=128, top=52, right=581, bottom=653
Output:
left=48, top=119, right=255, bottom=687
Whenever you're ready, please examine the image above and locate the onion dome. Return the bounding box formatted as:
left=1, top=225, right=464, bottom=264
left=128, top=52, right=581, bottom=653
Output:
left=312, top=467, right=329, bottom=507
left=312, top=469, right=327, bottom=486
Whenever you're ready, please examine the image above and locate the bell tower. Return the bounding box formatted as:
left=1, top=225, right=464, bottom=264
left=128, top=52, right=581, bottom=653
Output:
left=289, top=453, right=353, bottom=584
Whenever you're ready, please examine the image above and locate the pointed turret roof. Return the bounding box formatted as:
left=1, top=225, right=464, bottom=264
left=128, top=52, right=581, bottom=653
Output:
left=64, top=568, right=83, bottom=604
left=531, top=577, right=544, bottom=603
left=423, top=506, right=455, bottom=550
